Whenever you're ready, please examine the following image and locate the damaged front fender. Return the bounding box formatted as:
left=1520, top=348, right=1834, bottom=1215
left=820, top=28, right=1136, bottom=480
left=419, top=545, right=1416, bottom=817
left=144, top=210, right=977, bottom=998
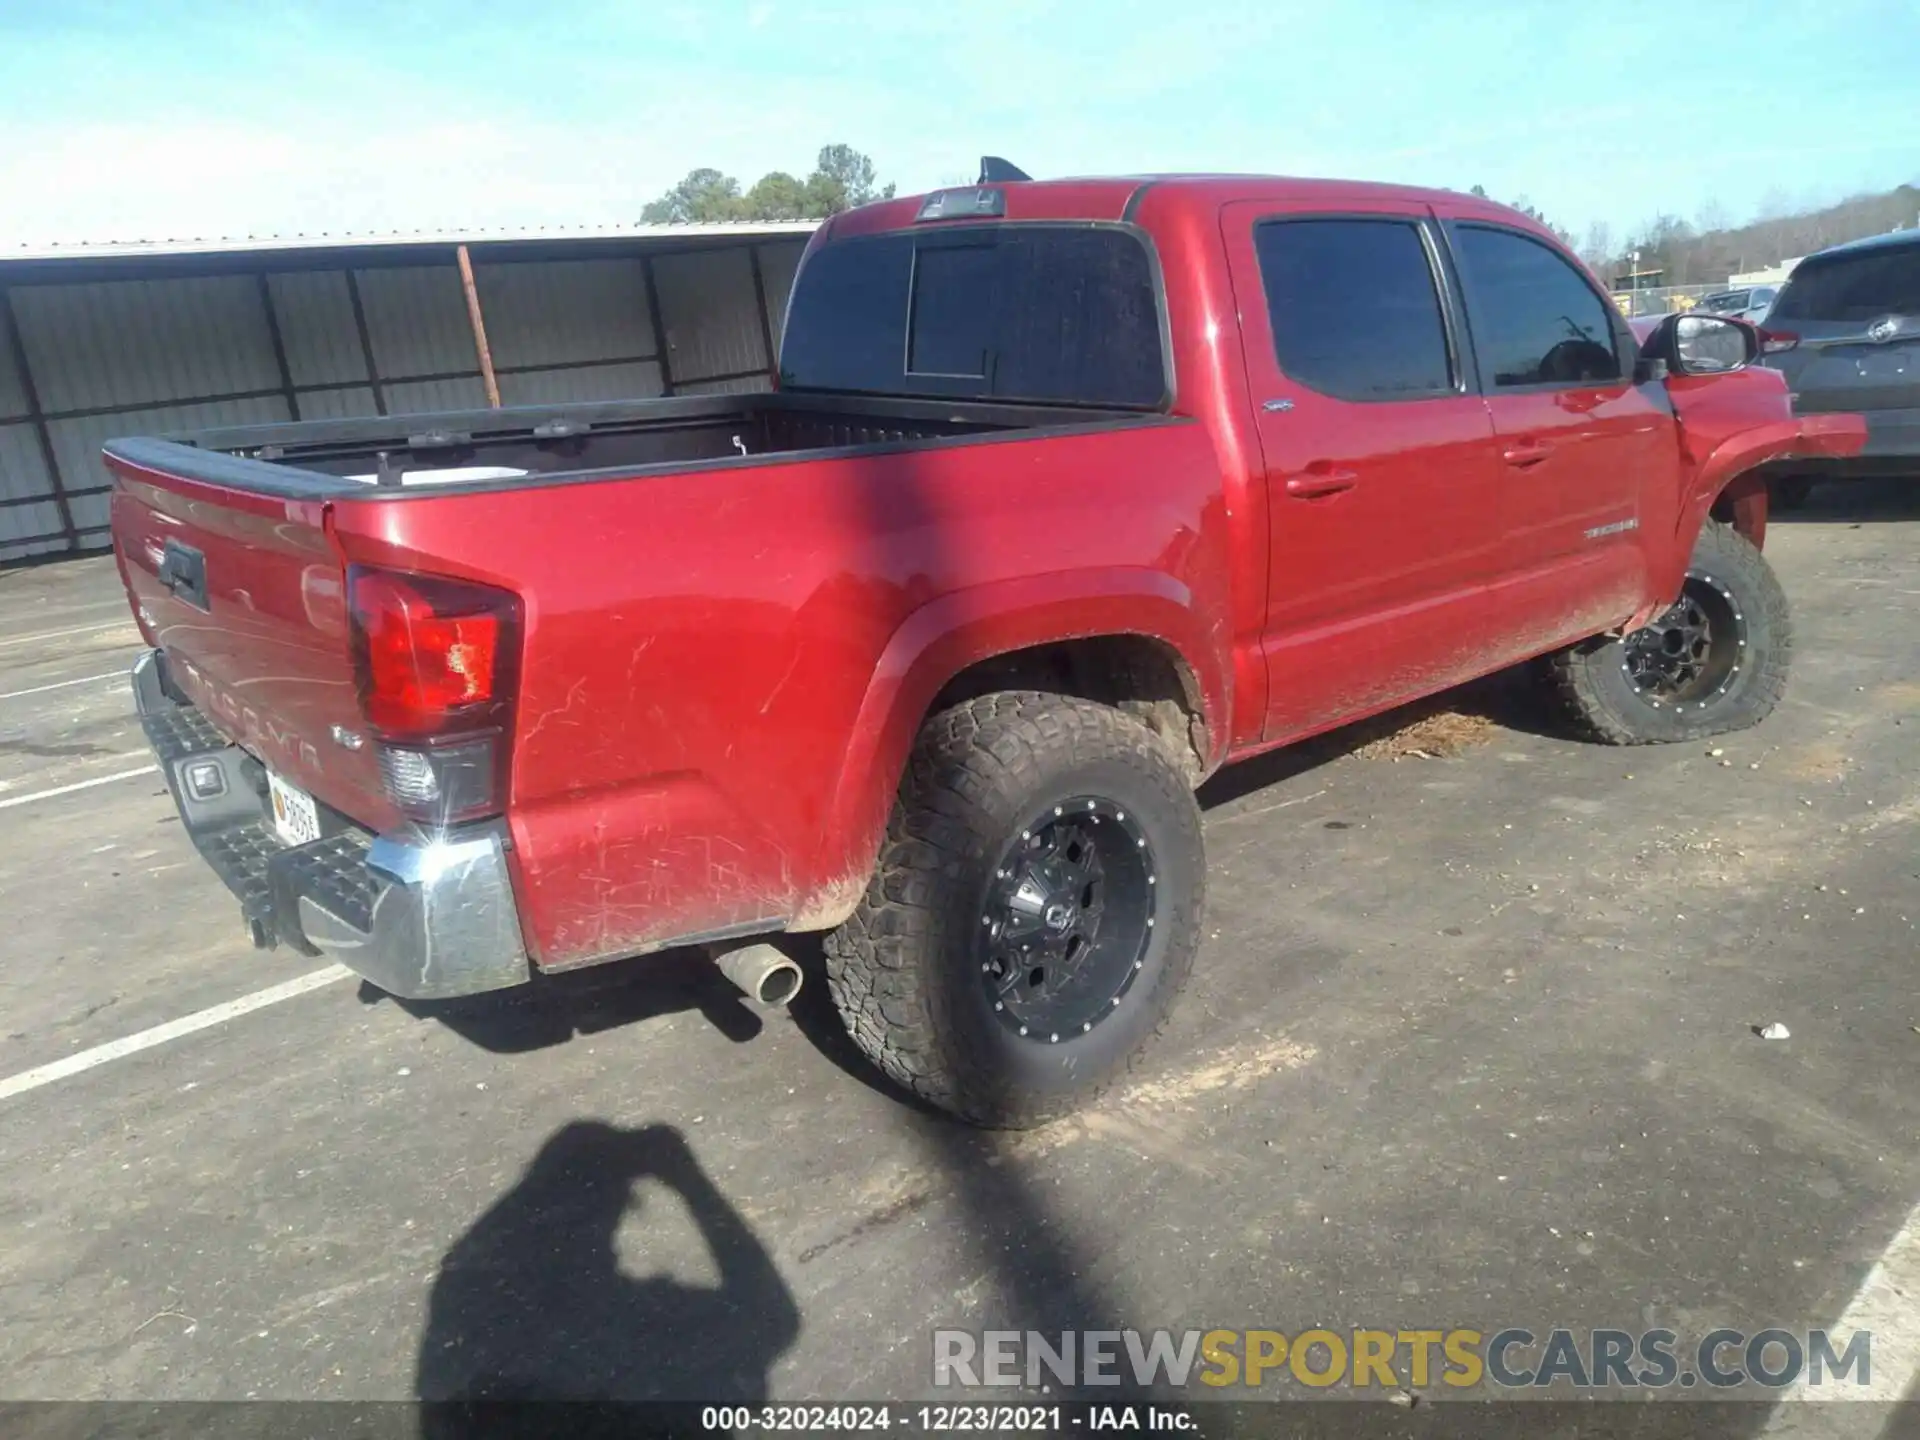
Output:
left=1678, top=412, right=1868, bottom=548
left=1629, top=369, right=1867, bottom=632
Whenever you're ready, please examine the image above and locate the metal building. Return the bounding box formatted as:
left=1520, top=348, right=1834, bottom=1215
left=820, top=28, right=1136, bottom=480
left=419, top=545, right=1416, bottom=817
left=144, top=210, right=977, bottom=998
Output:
left=0, top=222, right=818, bottom=562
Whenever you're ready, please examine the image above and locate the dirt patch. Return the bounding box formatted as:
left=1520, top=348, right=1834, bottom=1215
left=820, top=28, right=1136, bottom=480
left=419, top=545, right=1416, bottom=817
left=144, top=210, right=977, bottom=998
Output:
left=1874, top=682, right=1920, bottom=713
left=1353, top=706, right=1501, bottom=761
left=1004, top=1033, right=1320, bottom=1165
left=1117, top=1033, right=1318, bottom=1109
left=790, top=1033, right=1321, bottom=1258
left=1781, top=739, right=1851, bottom=782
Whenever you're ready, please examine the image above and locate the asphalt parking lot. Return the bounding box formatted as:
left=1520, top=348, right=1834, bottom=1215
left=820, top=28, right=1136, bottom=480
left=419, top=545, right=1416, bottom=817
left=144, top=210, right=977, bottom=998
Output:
left=0, top=486, right=1916, bottom=1428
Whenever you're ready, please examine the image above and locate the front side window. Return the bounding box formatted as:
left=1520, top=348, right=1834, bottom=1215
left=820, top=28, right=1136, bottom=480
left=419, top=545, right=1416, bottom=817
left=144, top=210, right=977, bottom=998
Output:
left=1451, top=225, right=1623, bottom=387
left=1253, top=218, right=1453, bottom=400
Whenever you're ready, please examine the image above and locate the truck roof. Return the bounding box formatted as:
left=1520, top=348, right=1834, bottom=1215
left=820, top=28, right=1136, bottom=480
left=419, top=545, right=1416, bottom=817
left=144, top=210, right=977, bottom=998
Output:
left=1799, top=226, right=1920, bottom=263
left=1057, top=173, right=1484, bottom=207
left=828, top=173, right=1544, bottom=239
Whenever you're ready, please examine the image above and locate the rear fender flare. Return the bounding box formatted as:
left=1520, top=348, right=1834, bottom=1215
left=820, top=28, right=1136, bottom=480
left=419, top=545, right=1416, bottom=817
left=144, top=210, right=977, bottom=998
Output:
left=795, top=568, right=1226, bottom=928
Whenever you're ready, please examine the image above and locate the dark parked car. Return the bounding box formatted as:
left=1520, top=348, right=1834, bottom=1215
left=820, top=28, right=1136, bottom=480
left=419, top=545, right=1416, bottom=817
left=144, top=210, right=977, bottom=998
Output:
left=1761, top=229, right=1920, bottom=506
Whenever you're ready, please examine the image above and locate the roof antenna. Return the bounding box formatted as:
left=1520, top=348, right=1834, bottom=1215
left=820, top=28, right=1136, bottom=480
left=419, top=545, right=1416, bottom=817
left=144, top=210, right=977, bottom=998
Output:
left=977, top=156, right=1032, bottom=184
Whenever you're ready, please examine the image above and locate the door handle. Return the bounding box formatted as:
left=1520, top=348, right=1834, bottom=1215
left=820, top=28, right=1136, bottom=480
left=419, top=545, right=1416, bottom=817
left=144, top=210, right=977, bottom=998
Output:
left=1284, top=467, right=1359, bottom=499
left=1502, top=438, right=1555, bottom=468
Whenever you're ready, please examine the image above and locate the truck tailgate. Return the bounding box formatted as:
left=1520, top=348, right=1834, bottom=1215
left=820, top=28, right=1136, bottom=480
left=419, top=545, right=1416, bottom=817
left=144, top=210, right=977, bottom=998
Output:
left=109, top=460, right=393, bottom=832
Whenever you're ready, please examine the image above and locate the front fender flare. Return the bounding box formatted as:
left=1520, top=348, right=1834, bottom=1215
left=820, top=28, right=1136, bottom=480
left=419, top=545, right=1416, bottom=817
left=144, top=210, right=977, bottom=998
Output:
left=1677, top=414, right=1865, bottom=543
left=1634, top=412, right=1868, bottom=631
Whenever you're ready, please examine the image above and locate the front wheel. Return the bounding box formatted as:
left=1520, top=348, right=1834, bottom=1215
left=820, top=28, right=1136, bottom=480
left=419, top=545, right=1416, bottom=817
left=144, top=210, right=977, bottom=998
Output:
left=1545, top=521, right=1791, bottom=745
left=825, top=693, right=1205, bottom=1128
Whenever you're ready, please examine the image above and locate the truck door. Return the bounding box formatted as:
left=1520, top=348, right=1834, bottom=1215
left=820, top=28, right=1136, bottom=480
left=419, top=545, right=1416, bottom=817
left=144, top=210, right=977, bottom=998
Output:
left=1441, top=219, right=1679, bottom=635
left=1219, top=200, right=1504, bottom=743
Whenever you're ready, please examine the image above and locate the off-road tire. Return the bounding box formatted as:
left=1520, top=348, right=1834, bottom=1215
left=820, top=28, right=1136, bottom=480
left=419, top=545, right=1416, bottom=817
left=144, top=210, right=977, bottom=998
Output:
left=1546, top=520, right=1791, bottom=745
left=824, top=692, right=1205, bottom=1128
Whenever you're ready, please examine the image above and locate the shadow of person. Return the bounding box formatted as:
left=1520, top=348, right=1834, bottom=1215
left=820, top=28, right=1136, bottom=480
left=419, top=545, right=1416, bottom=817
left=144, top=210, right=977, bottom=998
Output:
left=417, top=1121, right=799, bottom=1417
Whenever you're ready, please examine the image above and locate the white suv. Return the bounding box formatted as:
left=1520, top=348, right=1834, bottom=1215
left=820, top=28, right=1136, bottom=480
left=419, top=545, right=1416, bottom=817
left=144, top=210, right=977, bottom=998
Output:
left=1697, top=286, right=1779, bottom=324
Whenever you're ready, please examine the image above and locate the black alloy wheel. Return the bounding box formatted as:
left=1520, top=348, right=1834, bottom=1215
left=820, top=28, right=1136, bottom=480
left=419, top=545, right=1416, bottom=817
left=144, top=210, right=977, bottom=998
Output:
left=1621, top=572, right=1746, bottom=709
left=977, top=797, right=1156, bottom=1044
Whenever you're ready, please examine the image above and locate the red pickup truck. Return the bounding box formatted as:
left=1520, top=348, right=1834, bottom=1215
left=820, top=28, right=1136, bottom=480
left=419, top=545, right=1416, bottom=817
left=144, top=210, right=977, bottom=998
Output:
left=107, top=173, right=1862, bottom=1126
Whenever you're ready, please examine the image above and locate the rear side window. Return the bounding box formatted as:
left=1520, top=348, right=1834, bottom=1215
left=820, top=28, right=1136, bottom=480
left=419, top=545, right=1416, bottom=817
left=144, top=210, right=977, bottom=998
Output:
left=1253, top=219, right=1453, bottom=400
left=1770, top=246, right=1920, bottom=322
left=779, top=225, right=1167, bottom=407
left=1450, top=225, right=1623, bottom=387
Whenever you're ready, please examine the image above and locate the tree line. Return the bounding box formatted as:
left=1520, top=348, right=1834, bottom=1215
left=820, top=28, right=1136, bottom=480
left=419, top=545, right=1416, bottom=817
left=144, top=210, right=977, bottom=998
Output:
left=1469, top=185, right=1575, bottom=247
left=1395, top=181, right=1917, bottom=290
left=641, top=144, right=895, bottom=223
left=642, top=149, right=1918, bottom=297
left=1580, top=183, right=1920, bottom=289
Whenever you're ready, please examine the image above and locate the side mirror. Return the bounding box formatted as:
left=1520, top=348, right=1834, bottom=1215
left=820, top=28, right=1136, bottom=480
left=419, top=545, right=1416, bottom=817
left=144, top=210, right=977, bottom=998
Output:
left=1642, top=311, right=1759, bottom=376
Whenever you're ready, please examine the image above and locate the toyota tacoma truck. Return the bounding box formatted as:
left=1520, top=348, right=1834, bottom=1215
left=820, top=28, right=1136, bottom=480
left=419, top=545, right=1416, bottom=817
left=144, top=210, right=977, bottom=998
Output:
left=106, top=171, right=1864, bottom=1127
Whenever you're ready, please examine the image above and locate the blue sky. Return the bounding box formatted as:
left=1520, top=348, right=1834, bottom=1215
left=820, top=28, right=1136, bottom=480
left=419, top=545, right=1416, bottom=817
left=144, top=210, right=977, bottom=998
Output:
left=0, top=0, right=1914, bottom=249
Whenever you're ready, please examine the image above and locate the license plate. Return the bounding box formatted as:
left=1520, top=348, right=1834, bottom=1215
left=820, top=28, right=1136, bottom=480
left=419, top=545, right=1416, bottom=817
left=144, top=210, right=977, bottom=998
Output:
left=268, top=771, right=321, bottom=847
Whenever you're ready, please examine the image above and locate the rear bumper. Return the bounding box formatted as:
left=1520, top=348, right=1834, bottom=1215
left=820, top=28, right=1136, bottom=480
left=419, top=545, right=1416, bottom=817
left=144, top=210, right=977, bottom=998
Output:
left=134, top=650, right=531, bottom=1000
left=1857, top=406, right=1920, bottom=460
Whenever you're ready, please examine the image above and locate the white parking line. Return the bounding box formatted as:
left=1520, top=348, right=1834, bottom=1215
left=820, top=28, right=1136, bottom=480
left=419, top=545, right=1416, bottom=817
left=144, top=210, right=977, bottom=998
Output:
left=0, top=965, right=352, bottom=1103
left=0, top=621, right=138, bottom=650
left=0, top=766, right=159, bottom=810
left=1760, top=1200, right=1920, bottom=1435
left=0, top=671, right=121, bottom=701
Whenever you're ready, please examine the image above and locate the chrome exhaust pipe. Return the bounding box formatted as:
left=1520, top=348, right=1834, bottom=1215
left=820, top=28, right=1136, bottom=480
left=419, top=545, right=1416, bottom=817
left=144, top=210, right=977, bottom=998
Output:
left=710, top=941, right=804, bottom=1008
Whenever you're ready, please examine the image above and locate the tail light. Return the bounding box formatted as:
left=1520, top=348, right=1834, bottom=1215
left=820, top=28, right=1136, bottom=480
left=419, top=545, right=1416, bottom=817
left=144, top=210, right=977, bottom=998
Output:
left=1760, top=330, right=1799, bottom=354
left=348, top=566, right=521, bottom=825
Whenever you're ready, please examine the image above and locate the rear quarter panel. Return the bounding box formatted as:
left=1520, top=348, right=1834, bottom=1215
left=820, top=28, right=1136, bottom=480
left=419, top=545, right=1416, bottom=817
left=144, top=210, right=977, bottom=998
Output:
left=324, top=422, right=1233, bottom=971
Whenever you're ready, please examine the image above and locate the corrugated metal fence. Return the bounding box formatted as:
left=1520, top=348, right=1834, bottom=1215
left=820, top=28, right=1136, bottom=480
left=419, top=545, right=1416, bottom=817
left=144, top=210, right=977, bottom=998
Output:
left=0, top=231, right=811, bottom=562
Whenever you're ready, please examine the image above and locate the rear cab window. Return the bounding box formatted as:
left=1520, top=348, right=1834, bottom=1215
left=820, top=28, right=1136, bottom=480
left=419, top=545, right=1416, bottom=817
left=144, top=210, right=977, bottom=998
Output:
left=779, top=225, right=1169, bottom=408
left=1448, top=225, right=1624, bottom=388
left=1251, top=218, right=1456, bottom=400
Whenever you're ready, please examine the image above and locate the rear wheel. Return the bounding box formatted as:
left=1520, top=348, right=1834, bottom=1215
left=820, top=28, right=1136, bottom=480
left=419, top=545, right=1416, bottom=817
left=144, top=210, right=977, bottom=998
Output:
left=825, top=693, right=1205, bottom=1128
left=1545, top=521, right=1791, bottom=745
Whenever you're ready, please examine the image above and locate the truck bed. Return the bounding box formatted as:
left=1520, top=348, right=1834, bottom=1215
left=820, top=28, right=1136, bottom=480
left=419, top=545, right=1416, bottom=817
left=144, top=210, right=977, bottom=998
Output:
left=107, top=391, right=1152, bottom=496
